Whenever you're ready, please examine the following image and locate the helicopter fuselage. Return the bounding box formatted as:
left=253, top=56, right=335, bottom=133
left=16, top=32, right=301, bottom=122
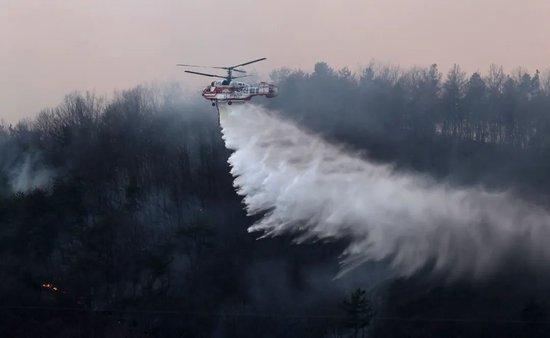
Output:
left=178, top=58, right=277, bottom=105
left=202, top=80, right=277, bottom=104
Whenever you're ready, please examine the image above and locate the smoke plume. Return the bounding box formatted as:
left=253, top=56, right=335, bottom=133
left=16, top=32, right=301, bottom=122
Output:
left=219, top=104, right=550, bottom=278
left=7, top=153, right=55, bottom=193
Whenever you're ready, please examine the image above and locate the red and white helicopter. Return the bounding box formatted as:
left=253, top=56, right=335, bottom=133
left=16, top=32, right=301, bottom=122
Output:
left=177, top=58, right=277, bottom=106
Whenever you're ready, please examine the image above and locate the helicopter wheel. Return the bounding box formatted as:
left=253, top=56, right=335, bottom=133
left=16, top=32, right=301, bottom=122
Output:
left=212, top=102, right=216, bottom=106
left=228, top=101, right=232, bottom=105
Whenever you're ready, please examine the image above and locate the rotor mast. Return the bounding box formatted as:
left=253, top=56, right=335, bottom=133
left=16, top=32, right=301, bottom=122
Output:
left=227, top=68, right=234, bottom=82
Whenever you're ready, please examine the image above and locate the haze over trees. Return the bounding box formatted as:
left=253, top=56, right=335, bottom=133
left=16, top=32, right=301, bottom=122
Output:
left=268, top=62, right=550, bottom=196
left=2, top=63, right=550, bottom=337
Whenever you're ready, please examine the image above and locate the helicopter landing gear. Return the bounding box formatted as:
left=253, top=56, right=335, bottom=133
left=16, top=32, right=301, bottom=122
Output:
left=212, top=102, right=216, bottom=106
left=227, top=101, right=232, bottom=105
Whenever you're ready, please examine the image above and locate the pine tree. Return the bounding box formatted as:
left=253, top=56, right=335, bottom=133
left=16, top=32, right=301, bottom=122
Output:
left=341, top=288, right=374, bottom=338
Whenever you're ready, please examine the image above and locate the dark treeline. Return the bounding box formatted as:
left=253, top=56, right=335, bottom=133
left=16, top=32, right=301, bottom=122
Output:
left=275, top=62, right=550, bottom=147
left=2, top=62, right=550, bottom=337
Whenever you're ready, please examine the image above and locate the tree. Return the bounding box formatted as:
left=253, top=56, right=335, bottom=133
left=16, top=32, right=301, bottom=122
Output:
left=341, top=288, right=374, bottom=338
left=464, top=72, right=488, bottom=141
left=441, top=64, right=467, bottom=136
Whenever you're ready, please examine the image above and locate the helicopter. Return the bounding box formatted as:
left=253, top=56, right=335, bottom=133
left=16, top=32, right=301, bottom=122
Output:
left=177, top=58, right=277, bottom=106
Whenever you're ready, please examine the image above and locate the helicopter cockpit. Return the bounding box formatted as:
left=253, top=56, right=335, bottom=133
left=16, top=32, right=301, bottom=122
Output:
left=211, top=80, right=231, bottom=86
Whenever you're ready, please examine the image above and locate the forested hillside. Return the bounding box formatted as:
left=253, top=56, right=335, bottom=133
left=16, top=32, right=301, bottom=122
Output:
left=2, top=63, right=550, bottom=337
left=0, top=85, right=350, bottom=337
left=268, top=63, right=550, bottom=195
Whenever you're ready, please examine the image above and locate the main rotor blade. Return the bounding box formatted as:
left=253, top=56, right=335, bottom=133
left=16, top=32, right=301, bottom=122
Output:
left=230, top=58, right=266, bottom=69
left=176, top=63, right=218, bottom=68
left=178, top=64, right=232, bottom=70
left=184, top=70, right=226, bottom=79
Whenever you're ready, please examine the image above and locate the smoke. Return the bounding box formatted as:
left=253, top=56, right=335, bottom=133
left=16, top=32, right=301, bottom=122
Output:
left=219, top=104, right=550, bottom=279
left=9, top=153, right=55, bottom=193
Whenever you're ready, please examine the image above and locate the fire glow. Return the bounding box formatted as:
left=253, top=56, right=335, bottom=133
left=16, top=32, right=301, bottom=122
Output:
left=41, top=282, right=59, bottom=292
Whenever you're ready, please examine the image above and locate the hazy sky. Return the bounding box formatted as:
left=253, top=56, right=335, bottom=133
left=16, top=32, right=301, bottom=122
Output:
left=2, top=0, right=550, bottom=121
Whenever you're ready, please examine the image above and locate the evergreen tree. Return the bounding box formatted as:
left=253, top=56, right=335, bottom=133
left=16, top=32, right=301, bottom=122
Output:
left=341, top=288, right=375, bottom=338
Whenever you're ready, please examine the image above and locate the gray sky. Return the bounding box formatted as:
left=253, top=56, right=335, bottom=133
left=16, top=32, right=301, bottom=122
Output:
left=2, top=0, right=550, bottom=122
